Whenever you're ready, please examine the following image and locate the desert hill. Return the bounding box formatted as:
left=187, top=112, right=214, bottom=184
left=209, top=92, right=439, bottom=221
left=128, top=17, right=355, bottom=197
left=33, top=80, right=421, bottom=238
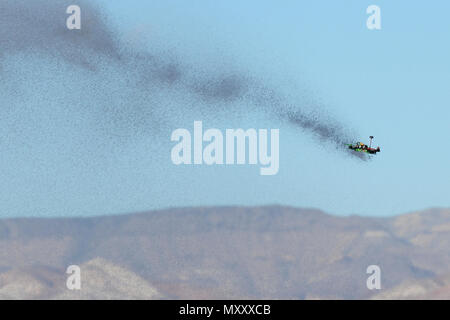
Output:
left=1, top=206, right=449, bottom=299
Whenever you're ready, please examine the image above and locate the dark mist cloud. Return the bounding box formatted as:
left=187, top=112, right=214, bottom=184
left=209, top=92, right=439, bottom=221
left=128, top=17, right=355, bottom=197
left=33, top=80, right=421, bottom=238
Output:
left=0, top=0, right=365, bottom=159
left=195, top=75, right=249, bottom=102
left=0, top=0, right=120, bottom=70
left=285, top=110, right=346, bottom=145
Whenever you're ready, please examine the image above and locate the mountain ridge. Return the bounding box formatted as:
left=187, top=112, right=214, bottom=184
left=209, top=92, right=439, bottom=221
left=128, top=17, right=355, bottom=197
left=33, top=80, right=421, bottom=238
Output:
left=1, top=205, right=449, bottom=299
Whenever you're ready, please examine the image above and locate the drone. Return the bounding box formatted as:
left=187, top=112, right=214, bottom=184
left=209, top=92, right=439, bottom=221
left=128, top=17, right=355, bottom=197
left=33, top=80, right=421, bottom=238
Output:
left=348, top=136, right=381, bottom=155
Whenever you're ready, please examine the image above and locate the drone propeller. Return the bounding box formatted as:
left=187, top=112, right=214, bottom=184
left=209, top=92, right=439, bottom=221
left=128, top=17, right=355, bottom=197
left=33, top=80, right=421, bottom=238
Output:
left=369, top=136, right=374, bottom=148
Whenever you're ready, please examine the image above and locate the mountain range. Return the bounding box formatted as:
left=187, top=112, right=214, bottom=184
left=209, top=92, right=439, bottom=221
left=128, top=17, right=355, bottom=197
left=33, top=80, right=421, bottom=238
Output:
left=1, top=206, right=450, bottom=299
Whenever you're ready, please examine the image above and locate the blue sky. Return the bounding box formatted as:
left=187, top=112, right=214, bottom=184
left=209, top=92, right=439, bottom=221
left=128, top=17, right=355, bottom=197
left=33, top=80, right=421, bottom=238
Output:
left=1, top=0, right=449, bottom=217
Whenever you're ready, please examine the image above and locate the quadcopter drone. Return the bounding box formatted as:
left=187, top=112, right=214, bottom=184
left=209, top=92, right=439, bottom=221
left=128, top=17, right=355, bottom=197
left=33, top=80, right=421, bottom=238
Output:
left=347, top=136, right=381, bottom=155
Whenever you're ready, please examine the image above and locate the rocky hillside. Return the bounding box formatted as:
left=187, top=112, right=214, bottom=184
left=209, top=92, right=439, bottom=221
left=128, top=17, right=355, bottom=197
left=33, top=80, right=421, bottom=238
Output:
left=1, top=206, right=449, bottom=299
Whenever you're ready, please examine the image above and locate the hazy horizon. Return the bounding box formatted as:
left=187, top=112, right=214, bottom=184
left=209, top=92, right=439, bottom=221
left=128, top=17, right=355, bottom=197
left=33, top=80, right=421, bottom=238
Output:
left=1, top=203, right=448, bottom=220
